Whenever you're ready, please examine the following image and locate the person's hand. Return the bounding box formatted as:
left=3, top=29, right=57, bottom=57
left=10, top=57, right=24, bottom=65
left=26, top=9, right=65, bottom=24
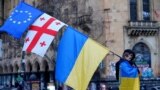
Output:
left=138, top=71, right=142, bottom=76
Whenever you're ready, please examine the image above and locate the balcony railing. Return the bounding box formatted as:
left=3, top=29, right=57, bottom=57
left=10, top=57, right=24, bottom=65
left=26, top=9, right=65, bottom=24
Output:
left=128, top=21, right=158, bottom=27
left=126, top=21, right=159, bottom=36
left=73, top=15, right=92, bottom=25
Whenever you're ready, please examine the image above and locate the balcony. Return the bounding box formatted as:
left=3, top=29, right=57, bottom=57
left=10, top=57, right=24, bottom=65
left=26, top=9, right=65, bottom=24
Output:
left=73, top=15, right=92, bottom=25
left=126, top=21, right=159, bottom=36
left=78, top=15, right=92, bottom=25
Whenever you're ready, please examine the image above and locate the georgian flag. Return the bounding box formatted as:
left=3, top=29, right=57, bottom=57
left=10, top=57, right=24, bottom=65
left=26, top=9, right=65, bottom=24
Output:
left=22, top=13, right=66, bottom=57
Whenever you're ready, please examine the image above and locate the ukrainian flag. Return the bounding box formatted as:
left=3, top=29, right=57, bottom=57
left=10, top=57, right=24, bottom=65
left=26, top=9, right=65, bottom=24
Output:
left=55, top=26, right=109, bottom=90
left=119, top=61, right=140, bottom=90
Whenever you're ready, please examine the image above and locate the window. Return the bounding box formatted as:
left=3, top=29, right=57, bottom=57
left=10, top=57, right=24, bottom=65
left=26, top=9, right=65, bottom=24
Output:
left=130, top=0, right=137, bottom=21
left=143, top=0, right=150, bottom=21
left=132, top=42, right=151, bottom=74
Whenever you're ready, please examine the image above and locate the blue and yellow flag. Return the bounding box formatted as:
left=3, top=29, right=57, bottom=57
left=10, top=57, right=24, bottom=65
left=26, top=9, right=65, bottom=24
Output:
left=0, top=2, right=42, bottom=39
left=119, top=61, right=140, bottom=90
left=55, top=26, right=109, bottom=90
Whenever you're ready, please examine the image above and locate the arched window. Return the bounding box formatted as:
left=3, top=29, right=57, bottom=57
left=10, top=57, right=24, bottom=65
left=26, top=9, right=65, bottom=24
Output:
left=143, top=0, right=150, bottom=21
left=132, top=42, right=151, bottom=70
left=130, top=0, right=137, bottom=21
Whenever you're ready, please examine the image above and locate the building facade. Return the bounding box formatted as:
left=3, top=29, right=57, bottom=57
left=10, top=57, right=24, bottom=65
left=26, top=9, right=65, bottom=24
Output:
left=0, top=0, right=160, bottom=89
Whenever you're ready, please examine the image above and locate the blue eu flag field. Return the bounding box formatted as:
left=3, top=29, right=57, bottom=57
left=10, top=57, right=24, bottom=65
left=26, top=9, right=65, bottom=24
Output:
left=0, top=2, right=43, bottom=39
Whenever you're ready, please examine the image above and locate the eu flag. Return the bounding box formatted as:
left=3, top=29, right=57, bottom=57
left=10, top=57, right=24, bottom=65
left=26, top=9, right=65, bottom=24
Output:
left=0, top=2, right=43, bottom=39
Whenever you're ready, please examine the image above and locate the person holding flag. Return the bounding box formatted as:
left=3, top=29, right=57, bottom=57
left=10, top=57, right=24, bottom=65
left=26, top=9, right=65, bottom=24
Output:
left=115, top=49, right=140, bottom=90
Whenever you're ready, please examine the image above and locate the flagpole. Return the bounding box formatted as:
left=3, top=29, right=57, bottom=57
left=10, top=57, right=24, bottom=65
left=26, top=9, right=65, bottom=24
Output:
left=109, top=51, right=122, bottom=58
left=17, top=1, right=33, bottom=90
left=20, top=51, right=26, bottom=90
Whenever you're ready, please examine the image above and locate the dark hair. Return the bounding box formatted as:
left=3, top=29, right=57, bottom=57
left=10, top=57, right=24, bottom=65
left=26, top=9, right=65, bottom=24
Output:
left=122, top=49, right=135, bottom=60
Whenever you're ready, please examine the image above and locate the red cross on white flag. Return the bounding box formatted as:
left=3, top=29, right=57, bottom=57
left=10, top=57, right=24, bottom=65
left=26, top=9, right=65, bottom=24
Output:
left=22, top=13, right=66, bottom=57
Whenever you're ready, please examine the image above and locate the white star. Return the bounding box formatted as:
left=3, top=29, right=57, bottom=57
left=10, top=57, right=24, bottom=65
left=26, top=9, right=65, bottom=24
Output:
left=11, top=12, right=14, bottom=15
left=18, top=21, right=21, bottom=24
left=9, top=18, right=13, bottom=21
left=25, top=11, right=28, bottom=13
left=15, top=10, right=18, bottom=12
left=23, top=20, right=27, bottom=23
left=29, top=15, right=32, bottom=18
left=20, top=11, right=23, bottom=13
left=27, top=19, right=31, bottom=21
left=28, top=13, right=31, bottom=15
left=13, top=21, right=16, bottom=23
